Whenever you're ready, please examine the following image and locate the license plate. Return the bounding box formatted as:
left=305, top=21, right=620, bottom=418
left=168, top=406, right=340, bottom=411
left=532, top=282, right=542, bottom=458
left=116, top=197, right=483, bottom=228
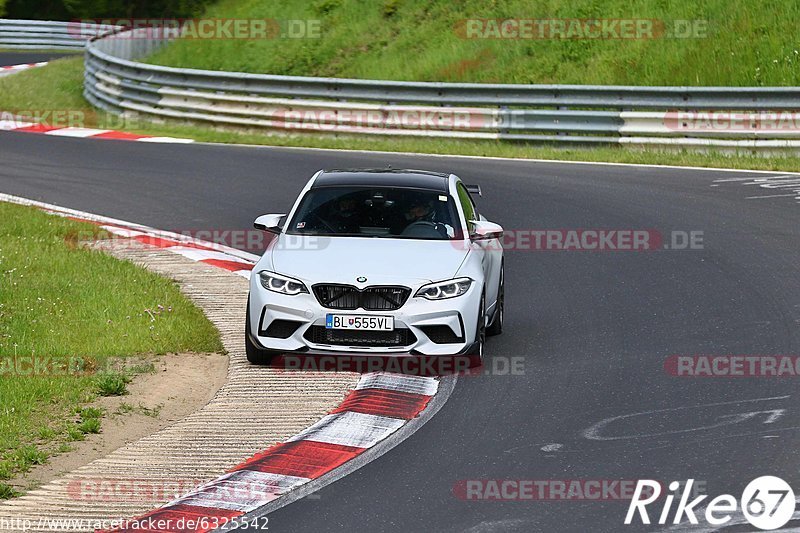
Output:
left=326, top=314, right=394, bottom=331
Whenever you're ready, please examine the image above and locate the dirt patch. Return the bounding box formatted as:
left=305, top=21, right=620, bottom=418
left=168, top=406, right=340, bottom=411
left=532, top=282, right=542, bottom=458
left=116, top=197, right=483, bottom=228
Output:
left=12, top=352, right=227, bottom=492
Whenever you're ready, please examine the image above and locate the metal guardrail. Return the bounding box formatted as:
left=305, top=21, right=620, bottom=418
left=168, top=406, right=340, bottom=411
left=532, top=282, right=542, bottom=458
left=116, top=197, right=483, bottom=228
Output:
left=0, top=19, right=114, bottom=50
left=0, top=20, right=792, bottom=150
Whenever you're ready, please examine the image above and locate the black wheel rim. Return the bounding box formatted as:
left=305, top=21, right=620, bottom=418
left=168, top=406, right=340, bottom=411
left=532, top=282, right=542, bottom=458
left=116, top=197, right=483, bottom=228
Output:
left=478, top=294, right=486, bottom=357
left=497, top=267, right=504, bottom=328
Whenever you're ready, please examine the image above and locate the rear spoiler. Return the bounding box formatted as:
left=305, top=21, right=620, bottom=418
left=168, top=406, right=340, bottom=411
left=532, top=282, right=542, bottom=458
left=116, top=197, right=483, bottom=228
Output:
left=465, top=184, right=482, bottom=197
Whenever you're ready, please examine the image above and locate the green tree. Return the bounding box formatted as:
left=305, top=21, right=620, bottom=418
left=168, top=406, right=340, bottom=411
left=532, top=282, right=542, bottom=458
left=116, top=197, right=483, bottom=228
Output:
left=4, top=0, right=212, bottom=20
left=5, top=0, right=70, bottom=19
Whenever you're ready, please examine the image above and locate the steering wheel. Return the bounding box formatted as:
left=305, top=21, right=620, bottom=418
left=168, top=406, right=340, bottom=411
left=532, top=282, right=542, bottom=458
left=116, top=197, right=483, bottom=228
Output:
left=309, top=212, right=338, bottom=233
left=402, top=220, right=446, bottom=238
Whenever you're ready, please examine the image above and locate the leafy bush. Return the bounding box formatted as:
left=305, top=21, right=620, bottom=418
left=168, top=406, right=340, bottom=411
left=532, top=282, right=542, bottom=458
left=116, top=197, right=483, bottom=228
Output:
left=79, top=407, right=103, bottom=420
left=95, top=373, right=130, bottom=396
left=66, top=426, right=85, bottom=442
left=77, top=418, right=101, bottom=434
left=16, top=445, right=47, bottom=470
left=0, top=483, right=19, bottom=499
left=4, top=0, right=213, bottom=20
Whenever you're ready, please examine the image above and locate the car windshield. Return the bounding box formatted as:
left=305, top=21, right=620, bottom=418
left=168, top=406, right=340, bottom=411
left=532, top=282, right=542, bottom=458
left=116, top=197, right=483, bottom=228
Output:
left=287, top=186, right=460, bottom=240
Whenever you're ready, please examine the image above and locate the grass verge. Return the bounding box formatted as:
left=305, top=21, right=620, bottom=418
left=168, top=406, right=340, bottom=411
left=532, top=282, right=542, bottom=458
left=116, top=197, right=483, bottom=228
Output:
left=0, top=201, right=223, bottom=496
left=1, top=57, right=800, bottom=172
left=146, top=0, right=800, bottom=86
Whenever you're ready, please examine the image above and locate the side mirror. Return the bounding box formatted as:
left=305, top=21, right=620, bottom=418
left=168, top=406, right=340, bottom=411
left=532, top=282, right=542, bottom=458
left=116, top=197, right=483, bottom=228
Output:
left=254, top=214, right=286, bottom=235
left=470, top=220, right=503, bottom=241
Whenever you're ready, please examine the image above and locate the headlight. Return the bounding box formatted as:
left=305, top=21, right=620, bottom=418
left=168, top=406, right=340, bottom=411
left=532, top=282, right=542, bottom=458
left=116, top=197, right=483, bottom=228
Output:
left=415, top=278, right=472, bottom=300
left=259, top=271, right=309, bottom=295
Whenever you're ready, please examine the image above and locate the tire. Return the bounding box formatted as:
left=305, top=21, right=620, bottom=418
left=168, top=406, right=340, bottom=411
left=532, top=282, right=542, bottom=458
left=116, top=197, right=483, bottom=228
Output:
left=245, top=295, right=274, bottom=365
left=487, top=262, right=504, bottom=337
left=474, top=291, right=487, bottom=362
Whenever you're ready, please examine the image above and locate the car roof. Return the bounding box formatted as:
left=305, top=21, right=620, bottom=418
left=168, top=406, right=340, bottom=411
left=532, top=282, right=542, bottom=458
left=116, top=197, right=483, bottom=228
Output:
left=312, top=169, right=451, bottom=192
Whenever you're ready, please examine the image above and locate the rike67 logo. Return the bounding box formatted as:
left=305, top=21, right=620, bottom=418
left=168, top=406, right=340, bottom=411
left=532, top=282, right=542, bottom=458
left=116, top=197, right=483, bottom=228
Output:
left=625, top=477, right=796, bottom=530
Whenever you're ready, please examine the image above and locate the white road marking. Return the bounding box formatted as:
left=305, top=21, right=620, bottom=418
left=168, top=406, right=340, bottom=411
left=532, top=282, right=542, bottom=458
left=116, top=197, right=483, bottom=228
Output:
left=713, top=177, right=769, bottom=183
left=714, top=174, right=800, bottom=183
left=356, top=372, right=439, bottom=396
left=44, top=127, right=112, bottom=137
left=288, top=411, right=405, bottom=448
left=169, top=470, right=310, bottom=512
left=195, top=140, right=800, bottom=176
left=583, top=396, right=790, bottom=441
left=137, top=136, right=195, bottom=143
left=745, top=181, right=800, bottom=189
left=99, top=225, right=147, bottom=238
left=746, top=193, right=800, bottom=199
left=0, top=119, right=34, bottom=130
left=169, top=246, right=252, bottom=265
left=714, top=174, right=800, bottom=203
left=540, top=443, right=563, bottom=452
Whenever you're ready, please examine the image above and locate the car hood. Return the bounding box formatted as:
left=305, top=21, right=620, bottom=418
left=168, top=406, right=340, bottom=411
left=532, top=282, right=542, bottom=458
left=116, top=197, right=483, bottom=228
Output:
left=269, top=235, right=469, bottom=286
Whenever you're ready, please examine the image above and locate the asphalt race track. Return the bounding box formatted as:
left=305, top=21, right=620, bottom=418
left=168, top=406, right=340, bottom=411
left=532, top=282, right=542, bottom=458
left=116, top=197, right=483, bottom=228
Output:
left=1, top=128, right=799, bottom=532
left=0, top=51, right=79, bottom=66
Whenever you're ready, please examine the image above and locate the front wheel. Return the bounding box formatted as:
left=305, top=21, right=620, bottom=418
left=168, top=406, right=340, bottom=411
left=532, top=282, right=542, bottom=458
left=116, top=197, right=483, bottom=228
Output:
left=473, top=291, right=486, bottom=362
left=245, top=296, right=274, bottom=365
left=487, top=262, right=504, bottom=337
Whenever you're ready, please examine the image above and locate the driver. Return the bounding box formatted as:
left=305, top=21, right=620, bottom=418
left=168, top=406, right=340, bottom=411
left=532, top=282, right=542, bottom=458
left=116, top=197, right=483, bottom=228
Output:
left=390, top=197, right=436, bottom=235
left=327, top=196, right=361, bottom=233
left=405, top=200, right=434, bottom=223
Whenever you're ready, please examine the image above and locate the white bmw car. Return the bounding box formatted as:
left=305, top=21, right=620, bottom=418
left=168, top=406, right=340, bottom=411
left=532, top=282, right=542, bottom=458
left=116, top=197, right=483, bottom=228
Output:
left=246, top=168, right=504, bottom=365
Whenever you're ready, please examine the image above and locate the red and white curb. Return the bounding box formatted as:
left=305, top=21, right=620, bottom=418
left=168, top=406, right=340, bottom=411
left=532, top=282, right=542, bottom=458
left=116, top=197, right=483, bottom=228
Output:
left=103, top=373, right=438, bottom=532
left=0, top=193, right=256, bottom=278
left=0, top=113, right=194, bottom=143
left=0, top=193, right=444, bottom=532
left=0, top=61, right=48, bottom=72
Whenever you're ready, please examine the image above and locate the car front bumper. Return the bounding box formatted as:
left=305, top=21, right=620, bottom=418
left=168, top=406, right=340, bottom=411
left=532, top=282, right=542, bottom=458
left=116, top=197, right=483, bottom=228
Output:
left=248, top=277, right=482, bottom=357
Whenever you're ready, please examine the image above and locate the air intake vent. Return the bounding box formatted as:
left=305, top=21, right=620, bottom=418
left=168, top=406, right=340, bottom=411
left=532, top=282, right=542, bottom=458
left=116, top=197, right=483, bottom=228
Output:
left=304, top=326, right=416, bottom=347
